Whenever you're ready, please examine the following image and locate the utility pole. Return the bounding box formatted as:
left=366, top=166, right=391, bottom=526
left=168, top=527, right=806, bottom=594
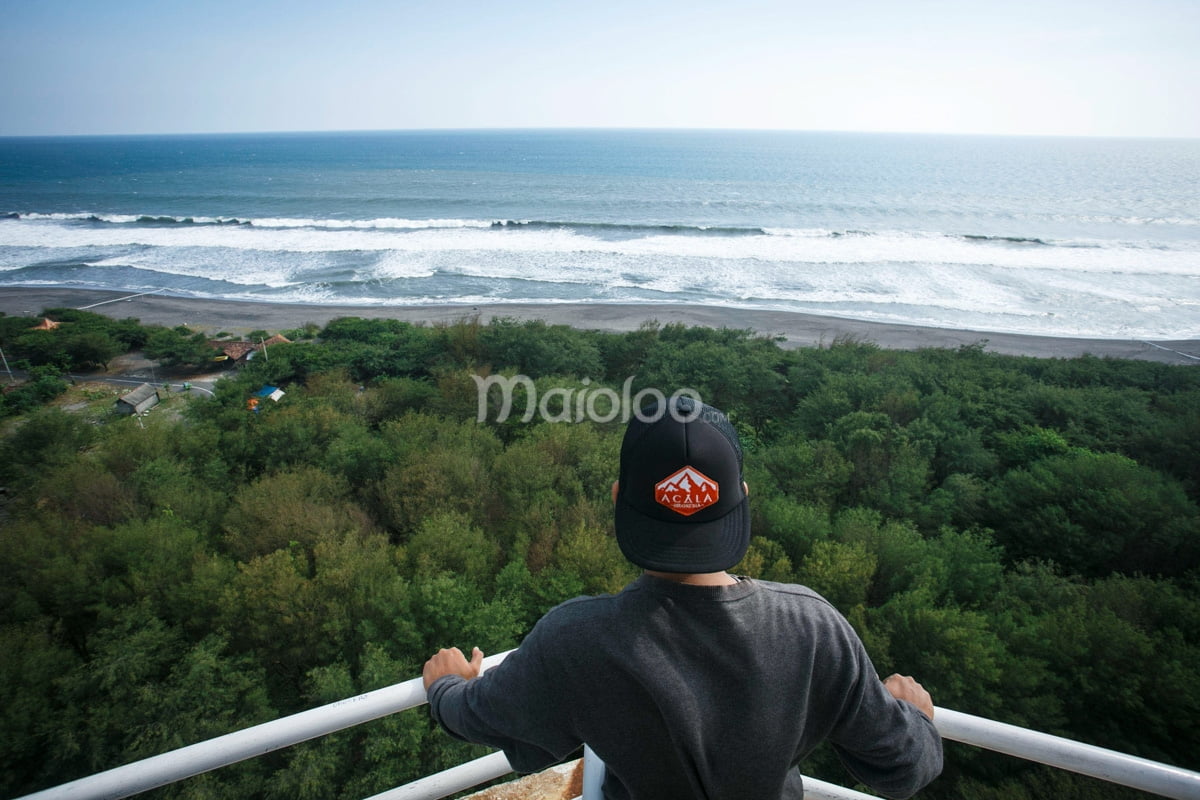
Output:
left=0, top=346, right=12, bottom=383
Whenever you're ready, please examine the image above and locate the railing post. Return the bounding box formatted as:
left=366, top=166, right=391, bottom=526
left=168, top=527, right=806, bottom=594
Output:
left=581, top=746, right=605, bottom=800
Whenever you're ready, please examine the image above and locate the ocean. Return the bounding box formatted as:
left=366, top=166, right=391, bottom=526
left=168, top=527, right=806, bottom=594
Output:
left=1, top=129, right=1197, bottom=339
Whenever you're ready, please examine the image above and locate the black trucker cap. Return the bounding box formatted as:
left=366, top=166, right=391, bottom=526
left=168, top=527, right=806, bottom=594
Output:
left=615, top=397, right=750, bottom=573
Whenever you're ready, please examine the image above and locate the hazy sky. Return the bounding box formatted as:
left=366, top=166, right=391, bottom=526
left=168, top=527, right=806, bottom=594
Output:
left=1, top=0, right=1196, bottom=137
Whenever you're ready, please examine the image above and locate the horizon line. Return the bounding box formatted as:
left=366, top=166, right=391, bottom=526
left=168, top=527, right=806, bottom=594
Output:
left=1, top=125, right=1197, bottom=143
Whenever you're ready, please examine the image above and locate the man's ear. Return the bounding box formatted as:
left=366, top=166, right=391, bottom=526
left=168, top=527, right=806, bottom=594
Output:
left=743, top=482, right=750, bottom=496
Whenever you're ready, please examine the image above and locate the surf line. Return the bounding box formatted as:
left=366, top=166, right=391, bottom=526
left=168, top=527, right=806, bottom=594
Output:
left=77, top=288, right=164, bottom=310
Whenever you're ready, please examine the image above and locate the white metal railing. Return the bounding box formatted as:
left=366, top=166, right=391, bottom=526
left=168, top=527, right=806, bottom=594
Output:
left=15, top=645, right=1200, bottom=800
left=933, top=710, right=1200, bottom=799
left=15, top=652, right=518, bottom=800
left=362, top=751, right=514, bottom=800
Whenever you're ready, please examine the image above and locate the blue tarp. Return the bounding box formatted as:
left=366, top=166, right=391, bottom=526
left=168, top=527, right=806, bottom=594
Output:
left=255, top=385, right=285, bottom=401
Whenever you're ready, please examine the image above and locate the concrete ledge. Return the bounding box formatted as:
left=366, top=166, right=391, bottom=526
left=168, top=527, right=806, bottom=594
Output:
left=461, top=759, right=583, bottom=800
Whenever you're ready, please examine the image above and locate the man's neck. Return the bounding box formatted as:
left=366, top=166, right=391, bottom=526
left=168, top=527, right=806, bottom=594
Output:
left=645, top=570, right=738, bottom=586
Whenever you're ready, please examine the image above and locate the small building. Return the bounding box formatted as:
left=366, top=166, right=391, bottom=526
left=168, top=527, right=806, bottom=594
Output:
left=115, top=383, right=160, bottom=415
left=208, top=340, right=258, bottom=366
left=256, top=385, right=285, bottom=402
left=208, top=334, right=291, bottom=366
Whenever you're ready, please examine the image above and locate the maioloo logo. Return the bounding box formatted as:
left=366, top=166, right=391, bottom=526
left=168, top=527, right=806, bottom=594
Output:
left=655, top=466, right=719, bottom=516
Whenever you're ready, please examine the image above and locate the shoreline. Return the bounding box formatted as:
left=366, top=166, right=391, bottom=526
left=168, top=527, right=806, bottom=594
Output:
left=1, top=287, right=1197, bottom=365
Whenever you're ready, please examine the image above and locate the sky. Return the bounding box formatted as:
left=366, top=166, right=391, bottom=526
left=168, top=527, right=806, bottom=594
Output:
left=1, top=0, right=1197, bottom=138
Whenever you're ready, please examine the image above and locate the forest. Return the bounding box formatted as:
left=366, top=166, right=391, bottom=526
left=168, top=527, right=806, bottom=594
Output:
left=1, top=307, right=1198, bottom=799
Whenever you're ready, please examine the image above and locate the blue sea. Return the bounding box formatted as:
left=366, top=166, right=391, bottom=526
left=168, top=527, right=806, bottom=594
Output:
left=1, top=129, right=1197, bottom=338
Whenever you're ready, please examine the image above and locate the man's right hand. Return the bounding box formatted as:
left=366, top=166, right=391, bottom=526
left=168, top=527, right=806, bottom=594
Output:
left=883, top=674, right=934, bottom=720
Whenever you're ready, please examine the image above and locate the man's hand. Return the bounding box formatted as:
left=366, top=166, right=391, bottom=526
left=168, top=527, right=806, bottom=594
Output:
left=423, top=646, right=484, bottom=691
left=883, top=673, right=934, bottom=720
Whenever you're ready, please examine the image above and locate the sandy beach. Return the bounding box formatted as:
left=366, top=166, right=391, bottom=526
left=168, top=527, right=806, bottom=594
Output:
left=1, top=287, right=1197, bottom=365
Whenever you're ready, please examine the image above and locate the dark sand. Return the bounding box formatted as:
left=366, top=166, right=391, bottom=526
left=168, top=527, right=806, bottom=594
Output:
left=2, top=287, right=1197, bottom=365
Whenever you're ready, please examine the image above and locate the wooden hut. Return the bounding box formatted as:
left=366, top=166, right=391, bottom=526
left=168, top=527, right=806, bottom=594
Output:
left=115, top=383, right=160, bottom=415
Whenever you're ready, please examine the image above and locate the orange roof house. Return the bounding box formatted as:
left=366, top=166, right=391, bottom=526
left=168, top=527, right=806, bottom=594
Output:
left=208, top=340, right=258, bottom=363
left=207, top=334, right=292, bottom=364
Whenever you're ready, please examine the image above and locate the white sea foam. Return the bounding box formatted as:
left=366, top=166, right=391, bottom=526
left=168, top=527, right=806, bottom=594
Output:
left=21, top=212, right=142, bottom=224
left=3, top=214, right=1198, bottom=338
left=77, top=248, right=305, bottom=289
left=252, top=217, right=493, bottom=230
left=12, top=212, right=499, bottom=230
left=371, top=251, right=439, bottom=280
left=4, top=215, right=1195, bottom=277
left=82, top=254, right=150, bottom=269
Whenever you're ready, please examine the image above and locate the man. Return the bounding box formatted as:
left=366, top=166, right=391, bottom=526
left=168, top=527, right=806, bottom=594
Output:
left=425, top=397, right=943, bottom=799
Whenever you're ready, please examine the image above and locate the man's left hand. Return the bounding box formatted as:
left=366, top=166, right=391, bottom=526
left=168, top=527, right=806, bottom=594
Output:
left=423, top=646, right=484, bottom=691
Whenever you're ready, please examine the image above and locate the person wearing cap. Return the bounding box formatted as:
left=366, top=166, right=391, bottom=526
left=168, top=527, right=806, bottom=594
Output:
left=424, top=397, right=943, bottom=799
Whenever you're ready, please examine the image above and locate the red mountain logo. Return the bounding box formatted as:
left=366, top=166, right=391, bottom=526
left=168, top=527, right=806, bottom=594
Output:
left=655, top=466, right=719, bottom=516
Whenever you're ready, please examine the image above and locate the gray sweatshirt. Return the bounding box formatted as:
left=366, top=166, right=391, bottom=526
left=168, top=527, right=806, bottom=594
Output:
left=428, top=574, right=942, bottom=799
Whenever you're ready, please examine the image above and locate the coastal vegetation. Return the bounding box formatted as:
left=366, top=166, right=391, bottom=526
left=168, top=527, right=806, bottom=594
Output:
left=1, top=309, right=1198, bottom=798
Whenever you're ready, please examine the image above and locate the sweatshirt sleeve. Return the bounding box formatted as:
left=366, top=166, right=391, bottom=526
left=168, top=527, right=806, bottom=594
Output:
left=826, top=635, right=944, bottom=799
left=426, top=622, right=583, bottom=773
